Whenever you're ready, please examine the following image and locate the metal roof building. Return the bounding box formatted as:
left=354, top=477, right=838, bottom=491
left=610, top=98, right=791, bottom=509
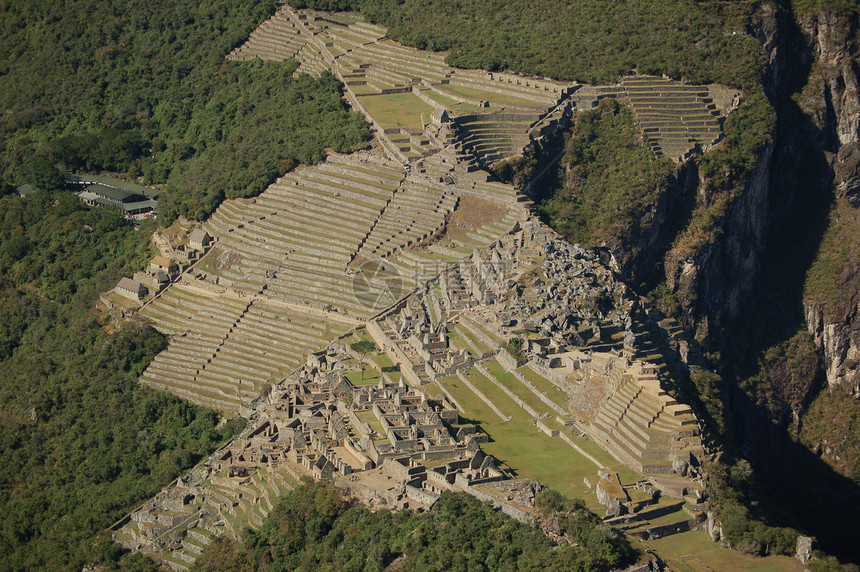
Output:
left=68, top=174, right=159, bottom=217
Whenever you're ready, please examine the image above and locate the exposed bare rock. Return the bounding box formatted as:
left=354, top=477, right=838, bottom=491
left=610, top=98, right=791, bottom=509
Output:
left=800, top=11, right=860, bottom=147
left=799, top=9, right=860, bottom=396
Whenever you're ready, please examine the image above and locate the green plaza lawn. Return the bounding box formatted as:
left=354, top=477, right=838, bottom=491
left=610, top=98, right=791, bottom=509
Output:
left=357, top=92, right=434, bottom=129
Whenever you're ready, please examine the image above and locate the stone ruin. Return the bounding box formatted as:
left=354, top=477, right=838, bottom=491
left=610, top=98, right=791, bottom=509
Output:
left=113, top=353, right=504, bottom=569
left=109, top=7, right=738, bottom=568
left=364, top=220, right=711, bottom=509
left=117, top=207, right=714, bottom=569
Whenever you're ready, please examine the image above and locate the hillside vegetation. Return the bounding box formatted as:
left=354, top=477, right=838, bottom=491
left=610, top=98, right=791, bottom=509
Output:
left=538, top=99, right=675, bottom=258
left=194, top=479, right=633, bottom=572
left=294, top=0, right=761, bottom=85
left=0, top=0, right=374, bottom=566
left=0, top=191, right=244, bottom=569
left=0, top=0, right=370, bottom=222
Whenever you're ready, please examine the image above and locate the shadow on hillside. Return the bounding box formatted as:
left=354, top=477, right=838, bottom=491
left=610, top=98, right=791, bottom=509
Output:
left=722, top=82, right=859, bottom=562
left=732, top=386, right=860, bottom=564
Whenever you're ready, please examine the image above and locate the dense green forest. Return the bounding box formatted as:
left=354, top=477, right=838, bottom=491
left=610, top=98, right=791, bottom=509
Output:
left=0, top=0, right=370, bottom=222
left=294, top=0, right=760, bottom=84
left=0, top=0, right=373, bottom=568
left=194, top=479, right=633, bottom=572
left=0, top=191, right=244, bottom=569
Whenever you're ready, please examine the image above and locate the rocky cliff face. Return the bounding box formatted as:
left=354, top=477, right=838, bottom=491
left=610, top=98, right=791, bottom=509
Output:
left=656, top=5, right=859, bottom=399
left=800, top=11, right=860, bottom=152
left=805, top=296, right=859, bottom=395
left=663, top=138, right=775, bottom=346
left=798, top=9, right=860, bottom=396
left=607, top=159, right=700, bottom=290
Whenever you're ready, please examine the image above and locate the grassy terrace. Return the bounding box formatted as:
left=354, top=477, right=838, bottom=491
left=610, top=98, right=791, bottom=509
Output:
left=437, top=374, right=495, bottom=418
left=464, top=368, right=530, bottom=420
left=446, top=326, right=480, bottom=359
left=565, top=433, right=638, bottom=482
left=419, top=88, right=495, bottom=114
left=327, top=160, right=405, bottom=182
left=642, top=530, right=805, bottom=572
left=454, top=324, right=494, bottom=355
left=436, top=374, right=602, bottom=507
left=355, top=409, right=386, bottom=436
left=481, top=419, right=603, bottom=509
left=312, top=172, right=401, bottom=194
left=416, top=87, right=458, bottom=107
left=515, top=364, right=571, bottom=409
left=346, top=366, right=383, bottom=386
left=462, top=315, right=505, bottom=345
left=369, top=351, right=396, bottom=371
left=484, top=358, right=557, bottom=416
left=426, top=295, right=440, bottom=324
left=192, top=246, right=230, bottom=278
left=479, top=362, right=644, bottom=485
left=438, top=83, right=546, bottom=107
left=414, top=249, right=462, bottom=263
left=298, top=177, right=393, bottom=204
left=435, top=362, right=655, bottom=511
left=350, top=83, right=381, bottom=95
left=344, top=327, right=373, bottom=344
left=421, top=382, right=446, bottom=400
left=357, top=92, right=434, bottom=129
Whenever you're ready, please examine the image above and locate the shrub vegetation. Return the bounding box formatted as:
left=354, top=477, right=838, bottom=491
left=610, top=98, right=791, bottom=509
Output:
left=538, top=99, right=675, bottom=248
left=195, top=479, right=633, bottom=571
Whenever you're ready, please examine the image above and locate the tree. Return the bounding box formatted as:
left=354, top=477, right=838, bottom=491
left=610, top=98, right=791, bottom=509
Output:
left=350, top=339, right=377, bottom=381
left=22, top=155, right=64, bottom=191
left=507, top=337, right=524, bottom=361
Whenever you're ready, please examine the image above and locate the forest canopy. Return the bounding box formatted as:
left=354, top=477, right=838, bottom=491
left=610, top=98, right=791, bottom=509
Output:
left=193, top=479, right=633, bottom=572
left=291, top=0, right=766, bottom=88
left=0, top=0, right=368, bottom=566
left=0, top=0, right=370, bottom=223
left=0, top=191, right=244, bottom=569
